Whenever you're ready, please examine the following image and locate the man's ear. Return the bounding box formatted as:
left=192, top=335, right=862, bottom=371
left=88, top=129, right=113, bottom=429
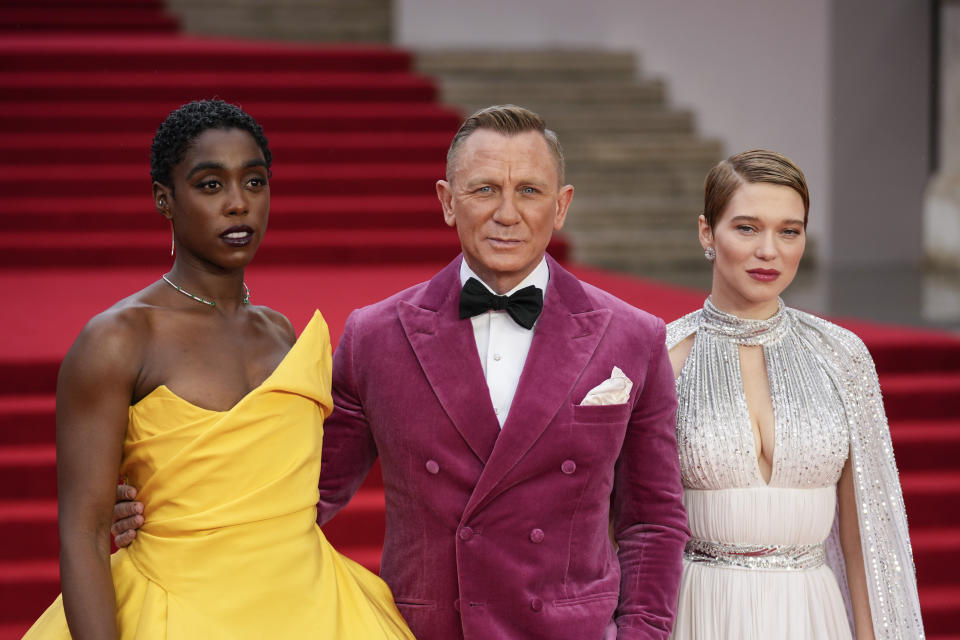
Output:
left=553, top=184, right=574, bottom=231
left=437, top=180, right=455, bottom=228
left=153, top=182, right=173, bottom=220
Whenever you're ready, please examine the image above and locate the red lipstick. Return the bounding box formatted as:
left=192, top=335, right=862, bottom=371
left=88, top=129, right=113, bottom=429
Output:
left=747, top=268, right=780, bottom=282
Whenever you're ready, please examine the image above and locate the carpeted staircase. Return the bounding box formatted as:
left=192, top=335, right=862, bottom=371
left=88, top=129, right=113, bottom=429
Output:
left=0, top=2, right=958, bottom=638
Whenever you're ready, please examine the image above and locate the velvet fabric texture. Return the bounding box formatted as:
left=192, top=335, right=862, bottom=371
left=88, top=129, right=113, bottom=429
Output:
left=318, top=255, right=690, bottom=640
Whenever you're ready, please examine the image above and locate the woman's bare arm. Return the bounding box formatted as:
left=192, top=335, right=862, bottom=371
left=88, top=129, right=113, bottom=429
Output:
left=56, top=311, right=143, bottom=640
left=838, top=456, right=875, bottom=639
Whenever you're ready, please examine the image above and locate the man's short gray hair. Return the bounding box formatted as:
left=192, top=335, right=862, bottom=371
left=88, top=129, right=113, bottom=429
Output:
left=445, top=104, right=566, bottom=184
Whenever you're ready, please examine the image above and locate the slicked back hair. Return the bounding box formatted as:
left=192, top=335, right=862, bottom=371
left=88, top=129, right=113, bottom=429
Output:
left=445, top=104, right=566, bottom=184
left=703, top=149, right=810, bottom=229
left=150, top=99, right=271, bottom=190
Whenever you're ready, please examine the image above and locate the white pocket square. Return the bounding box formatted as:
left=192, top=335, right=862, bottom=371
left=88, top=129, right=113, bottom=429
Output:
left=580, top=366, right=633, bottom=406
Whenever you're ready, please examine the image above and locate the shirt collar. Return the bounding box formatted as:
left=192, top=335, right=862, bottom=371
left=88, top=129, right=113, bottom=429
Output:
left=459, top=256, right=550, bottom=298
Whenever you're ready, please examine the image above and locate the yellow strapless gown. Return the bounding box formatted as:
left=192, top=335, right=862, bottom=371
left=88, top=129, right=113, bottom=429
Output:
left=25, top=311, right=414, bottom=639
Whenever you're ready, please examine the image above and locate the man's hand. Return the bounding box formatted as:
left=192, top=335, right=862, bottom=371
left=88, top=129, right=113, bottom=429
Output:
left=111, top=483, right=144, bottom=548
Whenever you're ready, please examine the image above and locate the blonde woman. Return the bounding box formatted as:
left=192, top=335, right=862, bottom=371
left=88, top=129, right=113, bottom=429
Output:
left=667, top=150, right=923, bottom=639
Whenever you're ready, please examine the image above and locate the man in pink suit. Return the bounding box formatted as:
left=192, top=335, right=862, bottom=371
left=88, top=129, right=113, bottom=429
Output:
left=113, top=105, right=688, bottom=638
left=316, top=105, right=688, bottom=639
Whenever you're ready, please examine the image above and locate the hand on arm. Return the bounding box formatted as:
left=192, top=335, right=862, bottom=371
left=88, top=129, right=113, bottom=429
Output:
left=56, top=312, right=142, bottom=639
left=838, top=456, right=876, bottom=640
left=111, top=483, right=143, bottom=548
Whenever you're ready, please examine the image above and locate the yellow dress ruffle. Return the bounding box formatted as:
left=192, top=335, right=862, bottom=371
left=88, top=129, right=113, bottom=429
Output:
left=25, top=311, right=414, bottom=639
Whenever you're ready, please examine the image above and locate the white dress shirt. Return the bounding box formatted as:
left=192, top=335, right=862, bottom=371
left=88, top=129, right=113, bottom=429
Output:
left=459, top=257, right=549, bottom=427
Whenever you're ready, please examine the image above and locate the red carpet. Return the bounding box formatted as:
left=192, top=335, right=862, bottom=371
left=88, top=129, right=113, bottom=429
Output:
left=1, top=4, right=958, bottom=637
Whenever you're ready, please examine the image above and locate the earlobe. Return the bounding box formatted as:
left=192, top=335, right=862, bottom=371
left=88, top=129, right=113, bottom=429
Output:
left=153, top=182, right=172, bottom=220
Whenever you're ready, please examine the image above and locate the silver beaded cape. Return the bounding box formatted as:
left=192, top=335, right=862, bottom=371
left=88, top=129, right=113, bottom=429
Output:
left=666, top=298, right=924, bottom=639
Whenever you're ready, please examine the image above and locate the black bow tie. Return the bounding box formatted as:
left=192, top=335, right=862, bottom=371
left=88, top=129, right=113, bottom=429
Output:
left=459, top=277, right=544, bottom=330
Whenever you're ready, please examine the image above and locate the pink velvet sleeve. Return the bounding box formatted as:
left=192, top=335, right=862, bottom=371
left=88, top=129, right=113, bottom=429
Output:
left=612, top=319, right=689, bottom=639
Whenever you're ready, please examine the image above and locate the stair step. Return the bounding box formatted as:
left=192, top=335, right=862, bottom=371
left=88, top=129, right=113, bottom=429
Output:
left=912, top=527, right=960, bottom=585
left=168, top=0, right=391, bottom=44
left=902, top=471, right=960, bottom=527
left=881, top=372, right=960, bottom=420
left=566, top=167, right=711, bottom=195
left=890, top=420, right=960, bottom=470
left=0, top=132, right=451, bottom=166
left=0, top=395, right=55, bottom=445
left=0, top=501, right=58, bottom=561
left=435, top=80, right=666, bottom=107
left=0, top=9, right=178, bottom=32
left=867, top=339, right=960, bottom=374
left=0, top=559, right=61, bottom=624
left=0, top=35, right=415, bottom=73
left=1, top=71, right=437, bottom=104
left=546, top=111, right=695, bottom=135
left=0, top=362, right=57, bottom=398
left=417, top=50, right=638, bottom=79
left=7, top=0, right=165, bottom=7
left=0, top=445, right=55, bottom=501
left=919, top=584, right=960, bottom=635
left=0, top=102, right=462, bottom=135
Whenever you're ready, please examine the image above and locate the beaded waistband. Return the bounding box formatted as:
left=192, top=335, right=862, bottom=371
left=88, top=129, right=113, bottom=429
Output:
left=684, top=539, right=826, bottom=571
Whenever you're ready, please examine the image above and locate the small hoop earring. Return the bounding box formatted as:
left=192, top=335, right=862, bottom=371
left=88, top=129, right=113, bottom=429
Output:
left=704, top=247, right=716, bottom=262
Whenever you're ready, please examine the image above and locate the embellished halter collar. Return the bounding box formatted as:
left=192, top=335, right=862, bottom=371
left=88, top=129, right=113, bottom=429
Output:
left=700, top=297, right=789, bottom=346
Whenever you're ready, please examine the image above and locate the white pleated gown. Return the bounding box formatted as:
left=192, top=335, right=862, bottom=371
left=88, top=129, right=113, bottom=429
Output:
left=671, top=485, right=851, bottom=639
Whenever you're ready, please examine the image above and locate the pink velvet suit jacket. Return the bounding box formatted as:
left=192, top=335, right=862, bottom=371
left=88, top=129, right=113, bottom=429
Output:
left=317, top=255, right=689, bottom=640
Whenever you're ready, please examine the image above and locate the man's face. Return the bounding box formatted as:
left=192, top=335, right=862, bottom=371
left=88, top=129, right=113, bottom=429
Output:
left=436, top=129, right=574, bottom=294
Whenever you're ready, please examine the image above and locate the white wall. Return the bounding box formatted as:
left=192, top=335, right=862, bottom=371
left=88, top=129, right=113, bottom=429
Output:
left=396, top=0, right=832, bottom=260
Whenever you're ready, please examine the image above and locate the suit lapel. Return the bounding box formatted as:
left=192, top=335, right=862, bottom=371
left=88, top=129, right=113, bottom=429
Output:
left=462, top=257, right=612, bottom=520
left=398, top=257, right=501, bottom=464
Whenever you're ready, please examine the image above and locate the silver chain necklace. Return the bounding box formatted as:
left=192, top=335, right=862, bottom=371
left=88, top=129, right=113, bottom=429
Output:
left=162, top=274, right=250, bottom=307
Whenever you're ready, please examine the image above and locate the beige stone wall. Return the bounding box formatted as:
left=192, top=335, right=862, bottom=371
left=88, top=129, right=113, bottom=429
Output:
left=926, top=1, right=960, bottom=270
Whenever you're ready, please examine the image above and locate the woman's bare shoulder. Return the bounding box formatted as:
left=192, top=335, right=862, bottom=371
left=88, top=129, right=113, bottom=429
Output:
left=62, top=284, right=171, bottom=386
left=248, top=304, right=297, bottom=347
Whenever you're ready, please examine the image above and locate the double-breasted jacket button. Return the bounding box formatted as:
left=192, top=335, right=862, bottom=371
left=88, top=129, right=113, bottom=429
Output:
left=529, top=528, right=545, bottom=544
left=561, top=459, right=577, bottom=475
left=453, top=599, right=461, bottom=612
left=425, top=459, right=440, bottom=474
left=459, top=526, right=474, bottom=541
left=530, top=597, right=543, bottom=612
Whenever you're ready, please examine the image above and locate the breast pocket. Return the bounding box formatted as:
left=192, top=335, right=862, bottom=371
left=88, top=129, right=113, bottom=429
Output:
left=571, top=402, right=631, bottom=425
